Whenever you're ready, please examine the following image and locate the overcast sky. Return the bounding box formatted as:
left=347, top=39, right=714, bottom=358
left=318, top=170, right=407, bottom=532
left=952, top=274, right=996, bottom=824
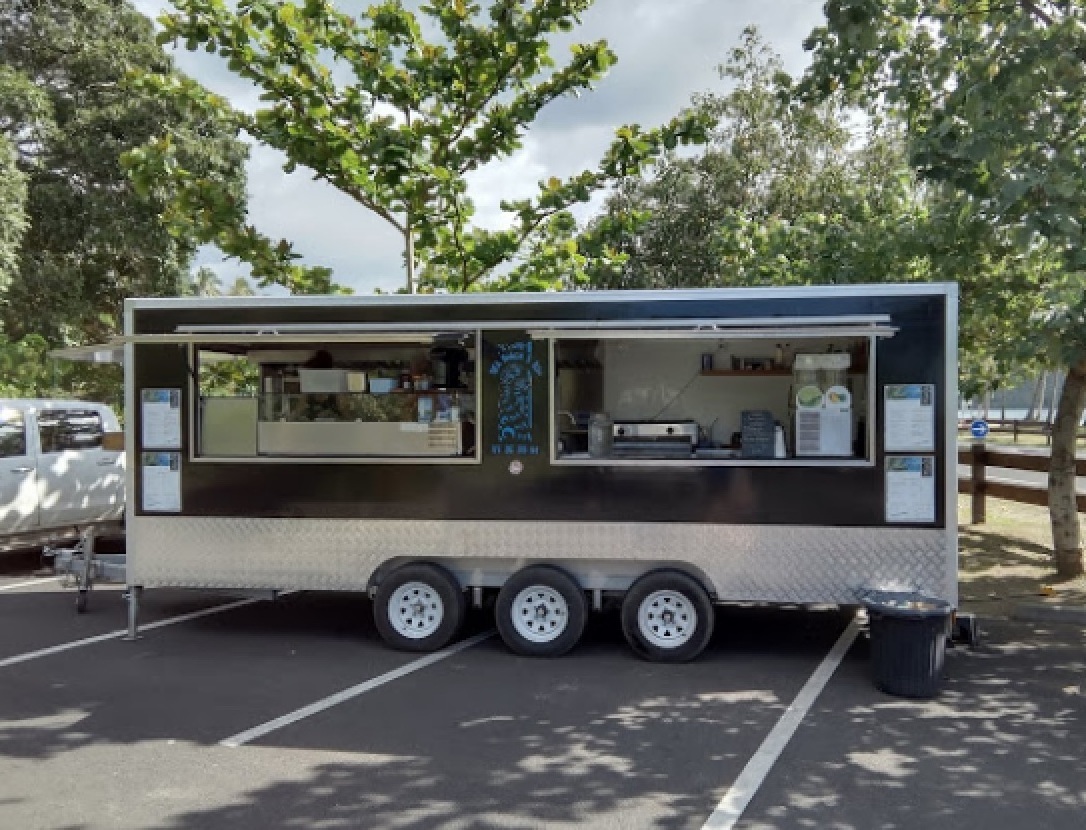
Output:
left=133, top=1, right=826, bottom=294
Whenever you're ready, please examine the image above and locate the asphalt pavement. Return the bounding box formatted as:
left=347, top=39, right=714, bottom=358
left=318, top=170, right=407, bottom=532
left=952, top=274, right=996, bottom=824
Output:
left=1, top=575, right=1083, bottom=830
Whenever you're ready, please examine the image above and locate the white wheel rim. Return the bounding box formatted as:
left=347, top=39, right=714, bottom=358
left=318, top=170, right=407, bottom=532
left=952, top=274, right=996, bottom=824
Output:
left=388, top=581, right=445, bottom=640
left=638, top=589, right=697, bottom=649
left=510, top=585, right=570, bottom=643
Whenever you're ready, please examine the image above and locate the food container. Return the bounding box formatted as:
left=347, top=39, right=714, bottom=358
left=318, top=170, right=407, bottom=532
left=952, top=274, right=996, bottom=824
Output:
left=368, top=378, right=396, bottom=395
left=298, top=368, right=347, bottom=394
left=588, top=412, right=613, bottom=458
left=417, top=397, right=433, bottom=423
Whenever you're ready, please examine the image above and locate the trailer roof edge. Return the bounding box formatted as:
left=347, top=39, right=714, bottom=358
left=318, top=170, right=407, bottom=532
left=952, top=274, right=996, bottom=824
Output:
left=124, top=282, right=958, bottom=312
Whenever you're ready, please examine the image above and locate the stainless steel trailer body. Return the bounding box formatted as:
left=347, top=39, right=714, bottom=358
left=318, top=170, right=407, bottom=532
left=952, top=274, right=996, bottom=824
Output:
left=122, top=284, right=958, bottom=660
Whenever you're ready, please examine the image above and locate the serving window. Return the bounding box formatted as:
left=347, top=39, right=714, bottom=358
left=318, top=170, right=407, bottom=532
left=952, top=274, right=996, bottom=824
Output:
left=192, top=333, right=478, bottom=463
left=551, top=331, right=877, bottom=466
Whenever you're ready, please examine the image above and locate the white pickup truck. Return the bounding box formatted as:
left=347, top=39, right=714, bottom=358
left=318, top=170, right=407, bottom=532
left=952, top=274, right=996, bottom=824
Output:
left=0, top=399, right=125, bottom=553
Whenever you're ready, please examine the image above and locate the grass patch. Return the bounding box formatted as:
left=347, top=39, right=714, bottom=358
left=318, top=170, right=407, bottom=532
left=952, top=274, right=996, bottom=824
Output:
left=957, top=495, right=1086, bottom=612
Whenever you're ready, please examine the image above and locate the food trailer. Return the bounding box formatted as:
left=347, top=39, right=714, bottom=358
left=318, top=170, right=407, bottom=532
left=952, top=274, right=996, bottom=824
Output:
left=120, top=283, right=958, bottom=662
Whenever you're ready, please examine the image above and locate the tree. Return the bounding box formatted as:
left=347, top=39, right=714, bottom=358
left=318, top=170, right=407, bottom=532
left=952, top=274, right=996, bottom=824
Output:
left=0, top=0, right=249, bottom=350
left=802, top=0, right=1086, bottom=577
left=126, top=0, right=709, bottom=294
left=187, top=265, right=223, bottom=297
left=182, top=266, right=258, bottom=297
left=581, top=28, right=935, bottom=291
left=226, top=275, right=256, bottom=296
left=0, top=133, right=26, bottom=289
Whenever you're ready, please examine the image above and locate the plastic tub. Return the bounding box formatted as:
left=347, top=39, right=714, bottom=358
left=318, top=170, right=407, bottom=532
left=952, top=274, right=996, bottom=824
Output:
left=368, top=378, right=396, bottom=395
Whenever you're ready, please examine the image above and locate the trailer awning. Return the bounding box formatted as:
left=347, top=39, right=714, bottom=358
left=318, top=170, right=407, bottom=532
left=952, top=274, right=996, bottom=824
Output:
left=110, top=314, right=896, bottom=346
left=49, top=344, right=125, bottom=364
left=525, top=315, right=897, bottom=340
left=118, top=323, right=476, bottom=346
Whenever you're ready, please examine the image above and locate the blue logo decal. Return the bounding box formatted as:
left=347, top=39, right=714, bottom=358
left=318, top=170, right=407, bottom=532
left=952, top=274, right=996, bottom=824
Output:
left=489, top=341, right=543, bottom=457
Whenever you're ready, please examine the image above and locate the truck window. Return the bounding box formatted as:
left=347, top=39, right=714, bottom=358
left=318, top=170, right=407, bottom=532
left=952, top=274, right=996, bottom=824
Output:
left=552, top=335, right=874, bottom=466
left=193, top=334, right=479, bottom=463
left=0, top=412, right=26, bottom=457
left=38, top=410, right=104, bottom=453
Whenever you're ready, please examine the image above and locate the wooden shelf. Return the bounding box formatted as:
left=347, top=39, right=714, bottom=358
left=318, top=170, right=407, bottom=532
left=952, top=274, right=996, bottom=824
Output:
left=388, top=388, right=471, bottom=395
left=700, top=369, right=791, bottom=377
left=700, top=369, right=868, bottom=377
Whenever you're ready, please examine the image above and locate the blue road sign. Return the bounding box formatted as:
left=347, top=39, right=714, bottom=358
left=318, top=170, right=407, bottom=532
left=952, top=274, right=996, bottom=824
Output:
left=970, top=419, right=990, bottom=439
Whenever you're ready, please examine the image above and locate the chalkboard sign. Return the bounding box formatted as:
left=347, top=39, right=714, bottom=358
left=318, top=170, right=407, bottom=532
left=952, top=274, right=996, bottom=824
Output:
left=741, top=410, right=776, bottom=459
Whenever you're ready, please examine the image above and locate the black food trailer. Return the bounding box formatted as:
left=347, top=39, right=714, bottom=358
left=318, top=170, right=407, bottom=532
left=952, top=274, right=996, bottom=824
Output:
left=120, top=283, right=958, bottom=662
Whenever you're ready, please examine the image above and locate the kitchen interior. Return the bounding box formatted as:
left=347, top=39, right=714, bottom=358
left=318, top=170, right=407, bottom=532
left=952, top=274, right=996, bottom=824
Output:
left=554, top=335, right=870, bottom=462
left=197, top=335, right=477, bottom=459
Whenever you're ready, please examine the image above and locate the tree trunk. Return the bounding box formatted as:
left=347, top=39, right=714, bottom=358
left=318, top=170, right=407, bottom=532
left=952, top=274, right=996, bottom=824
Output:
left=1048, top=359, right=1086, bottom=578
left=1026, top=372, right=1047, bottom=421
left=404, top=229, right=415, bottom=295
left=1048, top=370, right=1063, bottom=424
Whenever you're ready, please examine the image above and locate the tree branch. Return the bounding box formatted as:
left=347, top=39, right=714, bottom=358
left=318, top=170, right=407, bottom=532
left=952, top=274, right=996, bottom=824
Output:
left=1018, top=0, right=1055, bottom=26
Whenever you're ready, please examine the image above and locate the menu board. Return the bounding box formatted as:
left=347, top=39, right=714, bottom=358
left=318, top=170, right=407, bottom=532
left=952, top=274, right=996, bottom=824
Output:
left=740, top=410, right=776, bottom=458
left=141, top=388, right=182, bottom=449
left=885, top=456, right=935, bottom=523
left=141, top=452, right=181, bottom=512
left=884, top=384, right=935, bottom=452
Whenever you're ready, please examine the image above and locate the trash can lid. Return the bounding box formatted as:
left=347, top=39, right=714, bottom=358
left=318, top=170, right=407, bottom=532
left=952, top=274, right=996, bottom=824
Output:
left=861, top=590, right=952, bottom=618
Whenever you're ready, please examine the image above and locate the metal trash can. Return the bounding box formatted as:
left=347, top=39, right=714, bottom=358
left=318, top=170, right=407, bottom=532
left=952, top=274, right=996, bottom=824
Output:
left=862, top=591, right=953, bottom=699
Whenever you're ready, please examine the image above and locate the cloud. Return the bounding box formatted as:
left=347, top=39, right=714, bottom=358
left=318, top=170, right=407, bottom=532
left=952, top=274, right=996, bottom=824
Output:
left=135, top=0, right=826, bottom=293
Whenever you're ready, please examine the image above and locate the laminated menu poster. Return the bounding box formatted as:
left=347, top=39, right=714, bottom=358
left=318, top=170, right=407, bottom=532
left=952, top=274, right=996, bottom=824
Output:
left=885, top=456, right=936, bottom=523
left=884, top=384, right=936, bottom=452
left=141, top=388, right=182, bottom=449
left=141, top=452, right=181, bottom=512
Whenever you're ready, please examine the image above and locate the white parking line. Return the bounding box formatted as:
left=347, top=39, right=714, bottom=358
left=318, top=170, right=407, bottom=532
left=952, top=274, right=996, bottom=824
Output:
left=0, top=596, right=271, bottom=670
left=0, top=576, right=61, bottom=592
left=702, top=616, right=862, bottom=830
left=221, top=630, right=497, bottom=748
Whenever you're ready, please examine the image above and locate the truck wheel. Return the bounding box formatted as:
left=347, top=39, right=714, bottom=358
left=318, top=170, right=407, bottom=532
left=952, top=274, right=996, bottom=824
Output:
left=374, top=563, right=465, bottom=653
left=496, top=565, right=586, bottom=657
left=621, top=570, right=714, bottom=662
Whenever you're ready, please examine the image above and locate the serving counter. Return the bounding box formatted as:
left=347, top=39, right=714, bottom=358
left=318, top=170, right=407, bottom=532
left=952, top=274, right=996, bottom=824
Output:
left=257, top=420, right=462, bottom=457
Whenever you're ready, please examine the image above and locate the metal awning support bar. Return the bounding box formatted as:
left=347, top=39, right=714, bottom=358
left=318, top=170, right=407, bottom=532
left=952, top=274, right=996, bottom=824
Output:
left=526, top=325, right=897, bottom=340
left=122, top=332, right=453, bottom=346
left=114, top=315, right=894, bottom=345
left=49, top=344, right=125, bottom=364
left=174, top=314, right=891, bottom=336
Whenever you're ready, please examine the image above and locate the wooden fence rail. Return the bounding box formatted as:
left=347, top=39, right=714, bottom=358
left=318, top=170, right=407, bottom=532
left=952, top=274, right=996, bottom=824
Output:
left=957, top=445, right=1086, bottom=523
left=958, top=418, right=1086, bottom=446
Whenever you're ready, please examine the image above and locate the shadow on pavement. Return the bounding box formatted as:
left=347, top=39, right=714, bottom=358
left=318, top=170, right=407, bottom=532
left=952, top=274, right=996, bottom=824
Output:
left=1, top=604, right=855, bottom=830
left=736, top=618, right=1086, bottom=830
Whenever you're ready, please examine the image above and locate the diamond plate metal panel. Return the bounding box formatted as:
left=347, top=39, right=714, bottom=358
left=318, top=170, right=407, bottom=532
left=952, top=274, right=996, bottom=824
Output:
left=129, top=517, right=955, bottom=604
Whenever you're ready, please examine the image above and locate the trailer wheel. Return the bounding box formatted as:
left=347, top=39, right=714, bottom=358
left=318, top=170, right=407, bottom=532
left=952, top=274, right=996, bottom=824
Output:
left=374, top=563, right=465, bottom=653
left=621, top=570, right=714, bottom=663
left=496, top=565, right=586, bottom=657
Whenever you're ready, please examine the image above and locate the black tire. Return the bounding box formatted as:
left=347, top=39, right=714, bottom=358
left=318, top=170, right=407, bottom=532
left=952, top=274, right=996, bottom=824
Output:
left=621, top=570, right=714, bottom=663
left=496, top=565, right=587, bottom=657
left=374, top=563, right=465, bottom=652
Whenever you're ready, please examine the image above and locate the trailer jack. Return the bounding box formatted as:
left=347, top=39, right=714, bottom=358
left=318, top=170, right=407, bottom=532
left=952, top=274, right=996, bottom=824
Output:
left=44, top=526, right=127, bottom=614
